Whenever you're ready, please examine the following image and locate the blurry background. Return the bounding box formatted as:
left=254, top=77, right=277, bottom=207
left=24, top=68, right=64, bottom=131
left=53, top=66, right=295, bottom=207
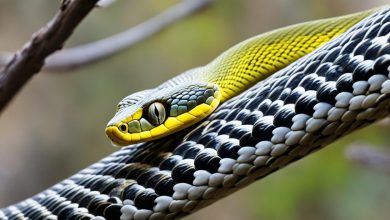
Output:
left=0, top=0, right=390, bottom=220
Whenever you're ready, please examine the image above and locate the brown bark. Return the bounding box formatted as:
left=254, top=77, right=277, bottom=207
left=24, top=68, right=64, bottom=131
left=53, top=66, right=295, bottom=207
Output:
left=0, top=0, right=99, bottom=112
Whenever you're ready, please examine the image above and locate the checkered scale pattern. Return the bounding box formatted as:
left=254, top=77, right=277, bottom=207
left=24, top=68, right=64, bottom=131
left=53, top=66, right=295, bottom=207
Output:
left=2, top=6, right=390, bottom=220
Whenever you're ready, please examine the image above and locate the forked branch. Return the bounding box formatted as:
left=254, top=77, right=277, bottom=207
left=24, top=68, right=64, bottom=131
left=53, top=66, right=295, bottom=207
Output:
left=0, top=0, right=213, bottom=114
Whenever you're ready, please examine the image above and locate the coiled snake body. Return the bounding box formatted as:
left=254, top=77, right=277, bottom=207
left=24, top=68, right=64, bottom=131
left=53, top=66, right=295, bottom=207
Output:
left=2, top=6, right=390, bottom=220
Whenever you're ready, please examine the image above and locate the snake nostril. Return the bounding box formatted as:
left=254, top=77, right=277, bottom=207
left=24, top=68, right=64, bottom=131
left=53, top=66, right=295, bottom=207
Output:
left=119, top=123, right=128, bottom=132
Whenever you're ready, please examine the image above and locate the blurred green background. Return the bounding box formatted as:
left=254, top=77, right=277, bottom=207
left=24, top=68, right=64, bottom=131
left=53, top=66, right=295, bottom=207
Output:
left=0, top=0, right=390, bottom=220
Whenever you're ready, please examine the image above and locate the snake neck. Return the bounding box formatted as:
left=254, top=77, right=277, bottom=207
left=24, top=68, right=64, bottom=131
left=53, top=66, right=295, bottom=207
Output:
left=196, top=7, right=382, bottom=102
left=146, top=7, right=382, bottom=141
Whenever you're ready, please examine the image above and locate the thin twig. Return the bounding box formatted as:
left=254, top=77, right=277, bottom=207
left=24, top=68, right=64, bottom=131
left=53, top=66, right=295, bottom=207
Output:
left=0, top=0, right=213, bottom=72
left=346, top=143, right=390, bottom=174
left=0, top=0, right=99, bottom=113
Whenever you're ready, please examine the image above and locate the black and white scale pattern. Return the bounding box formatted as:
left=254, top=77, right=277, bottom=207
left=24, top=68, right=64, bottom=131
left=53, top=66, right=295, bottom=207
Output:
left=2, top=7, right=390, bottom=220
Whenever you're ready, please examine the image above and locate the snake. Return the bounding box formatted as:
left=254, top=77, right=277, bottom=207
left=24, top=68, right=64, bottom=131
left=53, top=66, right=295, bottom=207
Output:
left=2, top=5, right=390, bottom=220
left=105, top=7, right=378, bottom=146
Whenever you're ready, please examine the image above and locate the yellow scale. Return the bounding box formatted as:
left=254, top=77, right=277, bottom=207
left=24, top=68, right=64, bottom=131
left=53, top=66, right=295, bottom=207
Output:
left=203, top=9, right=375, bottom=101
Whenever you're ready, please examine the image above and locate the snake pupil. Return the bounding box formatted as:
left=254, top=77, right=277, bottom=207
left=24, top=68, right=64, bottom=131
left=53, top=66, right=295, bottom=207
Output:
left=154, top=106, right=159, bottom=116
left=148, top=102, right=166, bottom=126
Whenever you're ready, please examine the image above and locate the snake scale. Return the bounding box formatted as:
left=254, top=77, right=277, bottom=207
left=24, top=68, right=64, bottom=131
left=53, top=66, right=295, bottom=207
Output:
left=2, top=6, right=390, bottom=220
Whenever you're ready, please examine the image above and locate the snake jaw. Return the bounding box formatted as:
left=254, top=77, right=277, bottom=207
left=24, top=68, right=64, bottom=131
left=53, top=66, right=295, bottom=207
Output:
left=105, top=126, right=127, bottom=147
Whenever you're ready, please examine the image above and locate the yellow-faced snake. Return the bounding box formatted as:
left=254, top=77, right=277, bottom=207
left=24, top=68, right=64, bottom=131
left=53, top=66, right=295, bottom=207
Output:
left=2, top=6, right=390, bottom=220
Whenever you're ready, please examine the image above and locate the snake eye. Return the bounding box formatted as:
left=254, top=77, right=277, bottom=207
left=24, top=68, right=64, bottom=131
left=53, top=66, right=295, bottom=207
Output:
left=118, top=123, right=128, bottom=133
left=148, top=102, right=166, bottom=126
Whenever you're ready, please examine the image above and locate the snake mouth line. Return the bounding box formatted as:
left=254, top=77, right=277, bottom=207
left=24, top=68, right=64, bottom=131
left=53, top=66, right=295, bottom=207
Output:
left=105, top=127, right=129, bottom=146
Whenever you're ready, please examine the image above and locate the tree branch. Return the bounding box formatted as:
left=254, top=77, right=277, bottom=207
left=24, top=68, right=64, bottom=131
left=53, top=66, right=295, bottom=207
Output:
left=346, top=143, right=390, bottom=174
left=0, top=0, right=213, bottom=73
left=0, top=0, right=99, bottom=113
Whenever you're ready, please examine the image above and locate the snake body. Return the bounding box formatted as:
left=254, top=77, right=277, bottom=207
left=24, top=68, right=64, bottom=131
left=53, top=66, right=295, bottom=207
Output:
left=105, top=9, right=375, bottom=146
left=2, top=6, right=390, bottom=220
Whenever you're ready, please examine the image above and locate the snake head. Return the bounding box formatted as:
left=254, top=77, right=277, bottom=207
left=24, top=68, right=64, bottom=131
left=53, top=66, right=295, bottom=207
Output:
left=105, top=82, right=221, bottom=146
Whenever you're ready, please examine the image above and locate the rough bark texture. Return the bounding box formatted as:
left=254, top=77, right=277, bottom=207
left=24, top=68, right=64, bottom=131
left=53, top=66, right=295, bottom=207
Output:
left=0, top=0, right=98, bottom=112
